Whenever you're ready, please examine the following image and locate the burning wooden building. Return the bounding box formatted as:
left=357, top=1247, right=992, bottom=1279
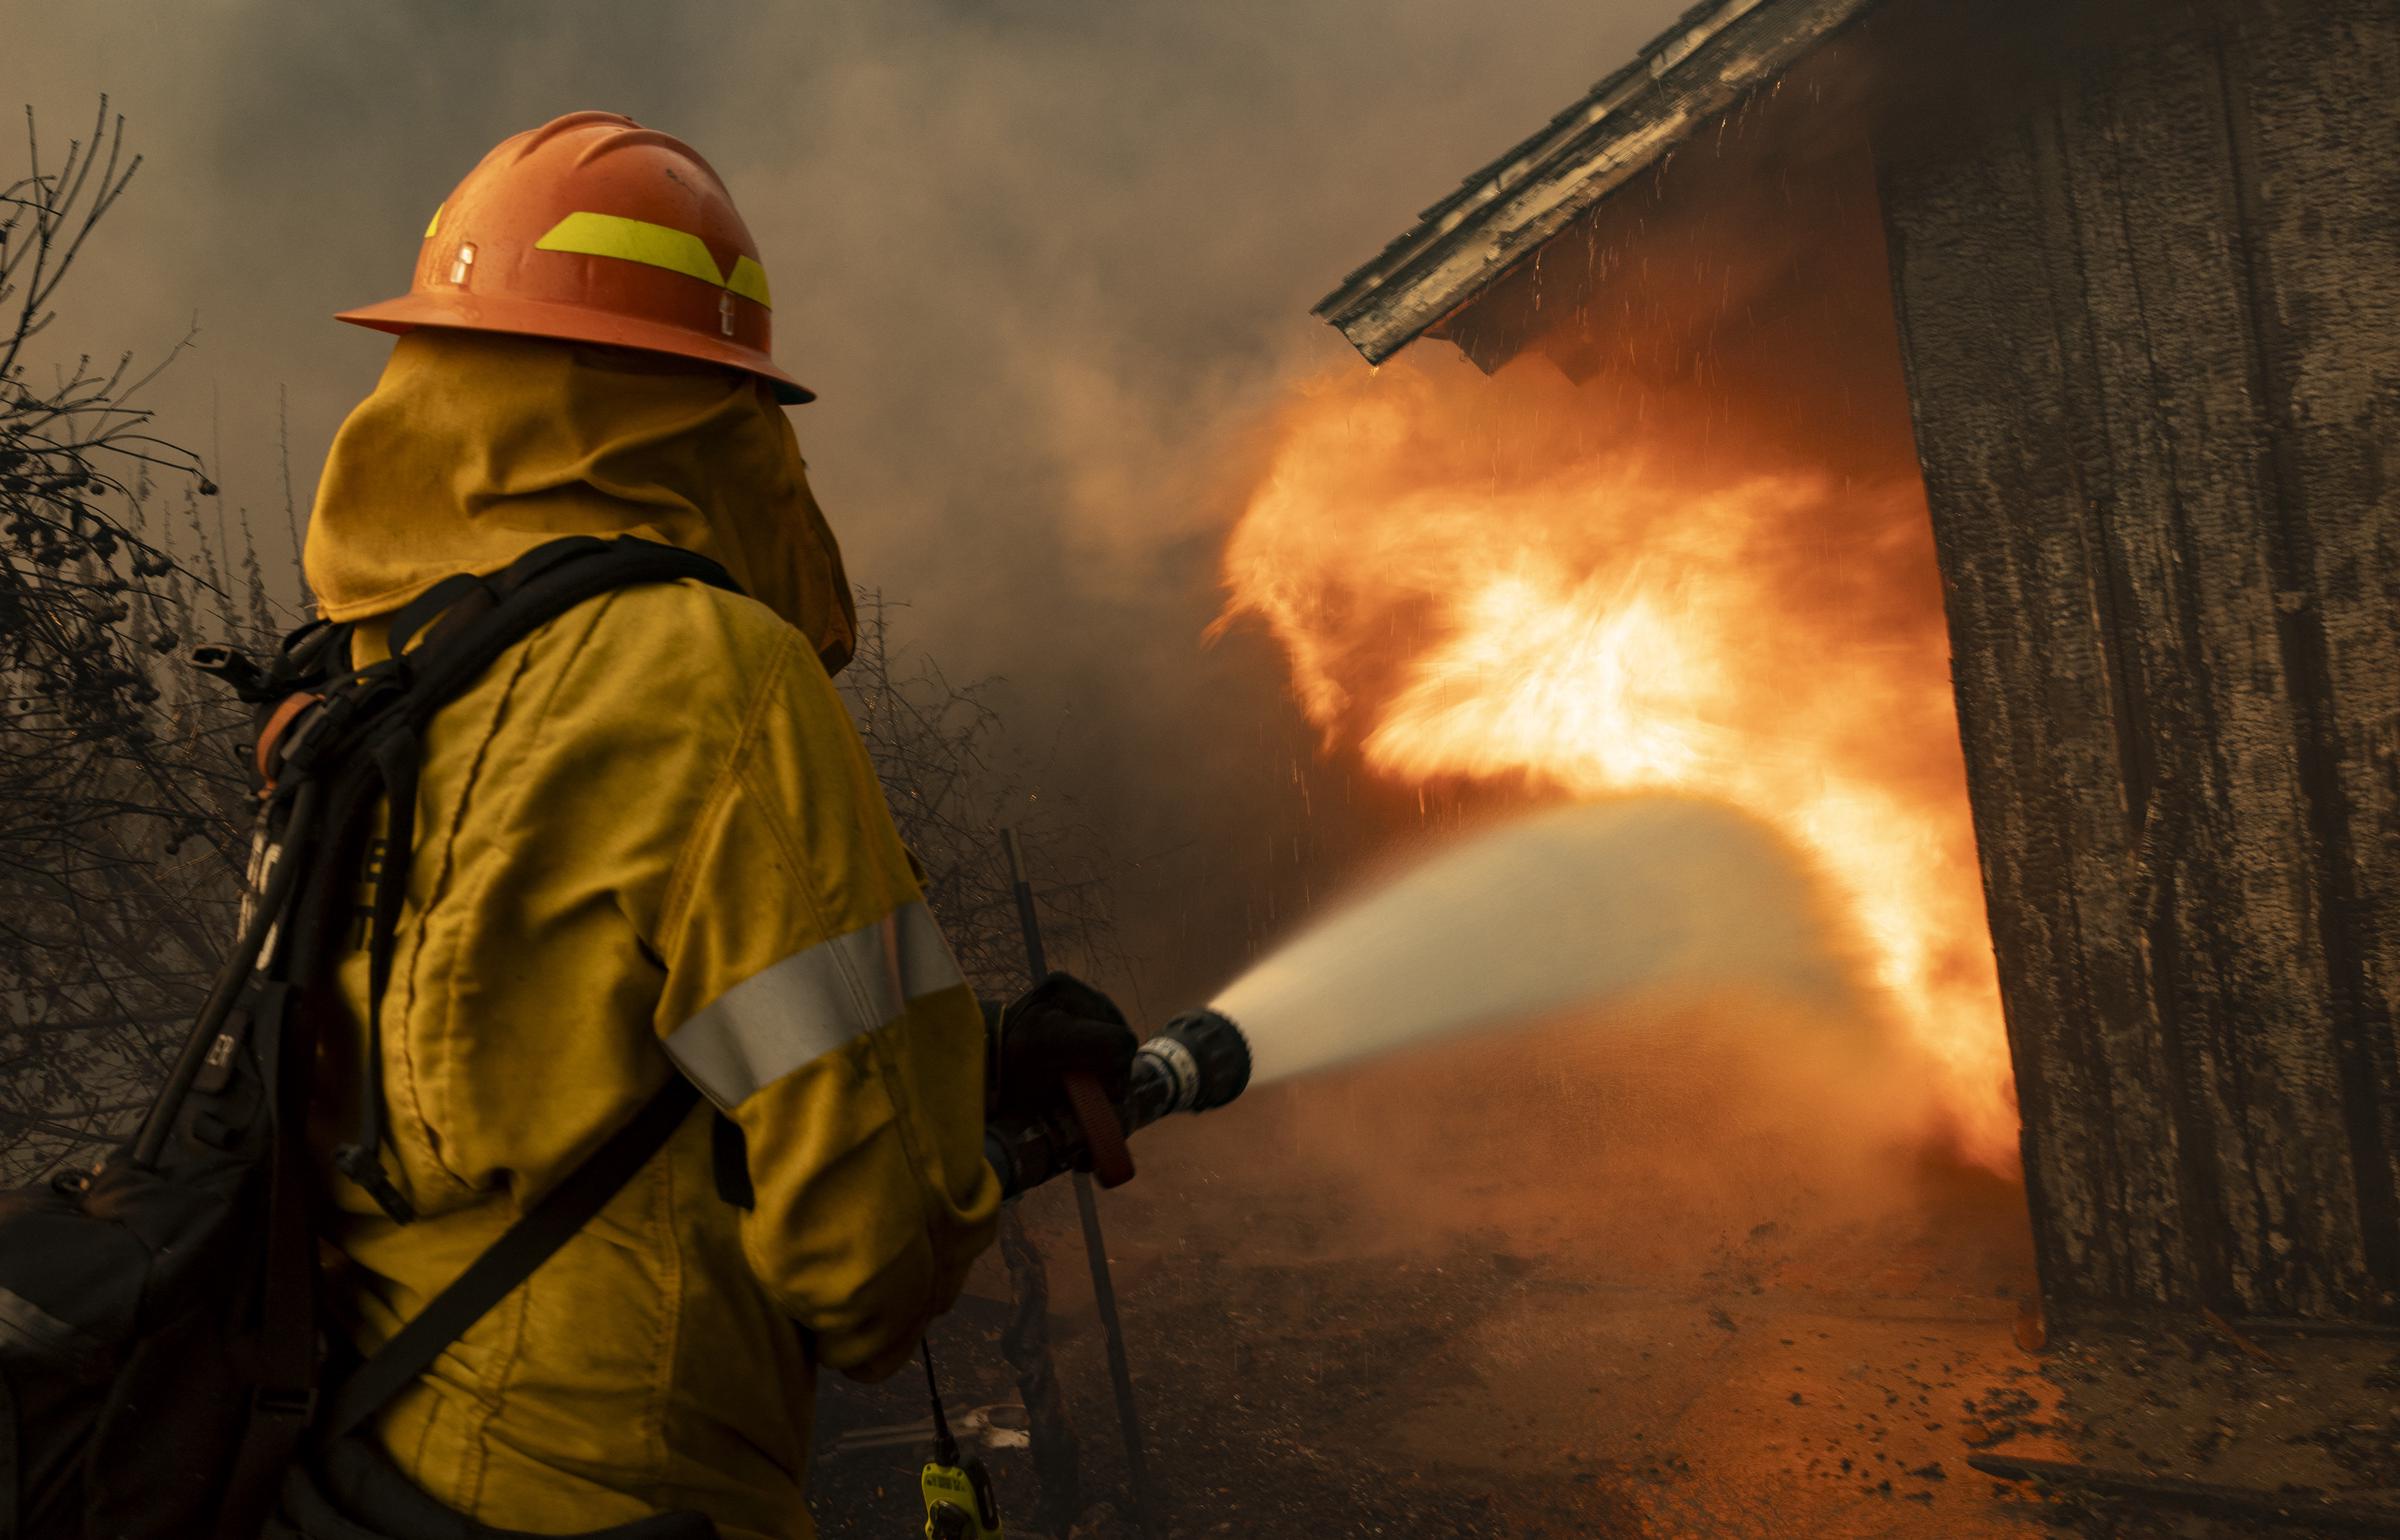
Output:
left=1305, top=0, right=2398, bottom=1331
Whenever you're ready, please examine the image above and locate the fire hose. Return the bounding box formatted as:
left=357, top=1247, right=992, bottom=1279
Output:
left=982, top=1005, right=1254, bottom=1200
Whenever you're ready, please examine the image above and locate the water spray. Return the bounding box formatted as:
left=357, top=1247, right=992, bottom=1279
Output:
left=984, top=797, right=1853, bottom=1199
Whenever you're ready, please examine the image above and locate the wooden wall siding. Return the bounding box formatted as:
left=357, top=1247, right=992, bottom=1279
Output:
left=1878, top=0, right=2399, bottom=1322
left=2231, top=0, right=2400, bottom=1318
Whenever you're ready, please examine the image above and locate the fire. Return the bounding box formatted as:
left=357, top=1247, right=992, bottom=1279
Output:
left=1220, top=356, right=2018, bottom=1170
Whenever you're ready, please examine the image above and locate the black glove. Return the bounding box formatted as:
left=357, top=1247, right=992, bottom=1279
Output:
left=986, top=972, right=1137, bottom=1123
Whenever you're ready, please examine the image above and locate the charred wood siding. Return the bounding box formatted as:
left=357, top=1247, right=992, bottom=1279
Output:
left=1878, top=0, right=2399, bottom=1323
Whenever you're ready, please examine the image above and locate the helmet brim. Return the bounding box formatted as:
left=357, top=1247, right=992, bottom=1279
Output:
left=336, top=291, right=815, bottom=405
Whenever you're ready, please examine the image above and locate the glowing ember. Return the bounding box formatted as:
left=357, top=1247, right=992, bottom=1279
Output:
left=1220, top=357, right=2018, bottom=1170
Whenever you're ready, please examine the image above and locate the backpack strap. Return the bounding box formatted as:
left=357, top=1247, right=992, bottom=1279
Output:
left=211, top=956, right=332, bottom=1540
left=326, top=536, right=741, bottom=1223
left=315, top=1074, right=703, bottom=1449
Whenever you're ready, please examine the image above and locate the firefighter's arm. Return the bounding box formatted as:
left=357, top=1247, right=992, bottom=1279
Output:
left=648, top=629, right=1000, bottom=1379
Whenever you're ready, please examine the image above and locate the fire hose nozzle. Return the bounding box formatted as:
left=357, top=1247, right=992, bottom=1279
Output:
left=984, top=1006, right=1252, bottom=1198
left=1142, top=1007, right=1253, bottom=1116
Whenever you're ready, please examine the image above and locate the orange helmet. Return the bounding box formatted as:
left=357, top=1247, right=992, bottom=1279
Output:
left=337, top=111, right=811, bottom=403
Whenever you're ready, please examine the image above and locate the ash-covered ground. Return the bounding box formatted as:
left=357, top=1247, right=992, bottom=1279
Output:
left=809, top=1020, right=2399, bottom=1539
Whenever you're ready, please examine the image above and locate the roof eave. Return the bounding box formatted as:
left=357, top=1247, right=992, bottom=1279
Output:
left=1316, top=0, right=1884, bottom=365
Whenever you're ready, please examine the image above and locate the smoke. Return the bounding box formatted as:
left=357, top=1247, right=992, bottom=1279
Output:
left=6, top=0, right=1694, bottom=1011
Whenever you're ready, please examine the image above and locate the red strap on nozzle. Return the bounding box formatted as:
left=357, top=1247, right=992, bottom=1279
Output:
left=1061, top=1070, right=1134, bottom=1188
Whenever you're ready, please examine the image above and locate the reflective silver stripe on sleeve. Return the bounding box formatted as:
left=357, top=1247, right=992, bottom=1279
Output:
left=663, top=900, right=964, bottom=1109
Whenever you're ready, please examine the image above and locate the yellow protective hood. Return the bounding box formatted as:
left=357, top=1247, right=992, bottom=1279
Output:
left=305, top=329, right=856, bottom=673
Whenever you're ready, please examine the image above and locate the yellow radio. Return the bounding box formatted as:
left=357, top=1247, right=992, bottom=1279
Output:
left=920, top=1455, right=1003, bottom=1540
left=917, top=1347, right=1003, bottom=1539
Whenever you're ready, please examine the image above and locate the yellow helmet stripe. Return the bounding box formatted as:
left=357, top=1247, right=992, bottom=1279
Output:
left=424, top=205, right=443, bottom=239
left=726, top=255, right=772, bottom=309
left=533, top=211, right=773, bottom=310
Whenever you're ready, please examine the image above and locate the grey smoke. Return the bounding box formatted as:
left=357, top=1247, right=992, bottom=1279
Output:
left=8, top=0, right=1692, bottom=1008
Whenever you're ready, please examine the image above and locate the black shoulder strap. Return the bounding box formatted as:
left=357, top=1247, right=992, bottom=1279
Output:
left=332, top=536, right=742, bottom=1222
left=394, top=534, right=741, bottom=722
left=318, top=1075, right=703, bottom=1448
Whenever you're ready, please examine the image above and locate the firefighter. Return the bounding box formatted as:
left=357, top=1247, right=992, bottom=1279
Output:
left=301, top=112, right=1127, bottom=1539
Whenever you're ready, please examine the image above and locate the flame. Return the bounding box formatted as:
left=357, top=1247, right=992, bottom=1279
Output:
left=1221, top=357, right=2017, bottom=1170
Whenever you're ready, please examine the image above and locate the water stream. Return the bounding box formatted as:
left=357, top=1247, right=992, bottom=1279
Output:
left=1209, top=796, right=1857, bottom=1086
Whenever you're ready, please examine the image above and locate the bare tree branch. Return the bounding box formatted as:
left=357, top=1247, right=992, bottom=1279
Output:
left=0, top=105, right=246, bottom=1183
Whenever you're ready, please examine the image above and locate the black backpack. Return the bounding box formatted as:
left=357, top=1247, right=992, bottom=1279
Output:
left=0, top=535, right=737, bottom=1540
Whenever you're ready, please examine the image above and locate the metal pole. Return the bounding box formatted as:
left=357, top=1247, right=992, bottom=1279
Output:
left=1001, top=828, right=1156, bottom=1536
left=997, top=1206, right=1081, bottom=1534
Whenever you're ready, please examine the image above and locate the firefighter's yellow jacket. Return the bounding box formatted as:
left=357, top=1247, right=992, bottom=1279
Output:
left=300, top=330, right=999, bottom=1540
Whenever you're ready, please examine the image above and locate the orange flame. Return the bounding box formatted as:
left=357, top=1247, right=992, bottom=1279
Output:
left=1221, top=356, right=2018, bottom=1170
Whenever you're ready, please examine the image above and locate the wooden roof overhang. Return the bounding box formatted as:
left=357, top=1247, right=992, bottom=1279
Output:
left=1314, top=0, right=1883, bottom=367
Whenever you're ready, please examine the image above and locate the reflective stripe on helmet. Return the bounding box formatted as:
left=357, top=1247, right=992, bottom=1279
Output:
left=534, top=211, right=774, bottom=308
left=661, top=901, right=961, bottom=1109
left=424, top=205, right=443, bottom=239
